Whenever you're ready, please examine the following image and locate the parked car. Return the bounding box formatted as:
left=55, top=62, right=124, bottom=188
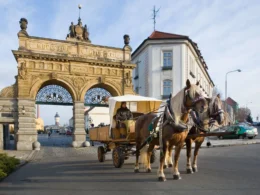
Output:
left=218, top=124, right=258, bottom=139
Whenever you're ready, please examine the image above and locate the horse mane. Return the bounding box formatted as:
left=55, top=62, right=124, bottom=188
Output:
left=209, top=95, right=217, bottom=114
left=169, top=84, right=201, bottom=124
left=188, top=84, right=202, bottom=100
left=170, top=88, right=185, bottom=124
left=209, top=95, right=222, bottom=114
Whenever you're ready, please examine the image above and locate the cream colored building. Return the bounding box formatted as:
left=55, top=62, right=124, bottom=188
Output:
left=132, top=31, right=214, bottom=100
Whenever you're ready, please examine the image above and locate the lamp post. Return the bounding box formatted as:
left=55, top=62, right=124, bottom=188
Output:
left=225, top=69, right=241, bottom=111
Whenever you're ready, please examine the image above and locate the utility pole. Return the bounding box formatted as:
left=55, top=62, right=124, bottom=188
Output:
left=151, top=6, right=160, bottom=31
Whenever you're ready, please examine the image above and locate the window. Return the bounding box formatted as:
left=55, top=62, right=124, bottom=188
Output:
left=163, top=51, right=172, bottom=67
left=163, top=80, right=172, bottom=96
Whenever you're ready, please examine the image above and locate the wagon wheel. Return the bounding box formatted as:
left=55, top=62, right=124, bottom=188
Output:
left=98, top=146, right=106, bottom=162
left=150, top=149, right=156, bottom=164
left=112, top=147, right=125, bottom=168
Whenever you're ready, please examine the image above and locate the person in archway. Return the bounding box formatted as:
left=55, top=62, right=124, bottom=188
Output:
left=115, top=102, right=133, bottom=138
left=48, top=131, right=51, bottom=138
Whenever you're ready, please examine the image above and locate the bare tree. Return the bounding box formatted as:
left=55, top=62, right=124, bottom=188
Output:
left=236, top=107, right=251, bottom=122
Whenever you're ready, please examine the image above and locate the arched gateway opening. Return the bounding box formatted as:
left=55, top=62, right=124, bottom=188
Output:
left=0, top=14, right=136, bottom=151
left=33, top=80, right=118, bottom=148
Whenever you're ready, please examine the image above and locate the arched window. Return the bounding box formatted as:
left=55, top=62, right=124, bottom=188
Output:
left=163, top=80, right=172, bottom=96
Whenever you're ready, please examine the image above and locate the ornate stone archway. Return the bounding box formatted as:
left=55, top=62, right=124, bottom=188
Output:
left=0, top=15, right=135, bottom=150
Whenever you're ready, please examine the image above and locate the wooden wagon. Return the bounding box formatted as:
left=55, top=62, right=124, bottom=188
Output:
left=89, top=95, right=162, bottom=168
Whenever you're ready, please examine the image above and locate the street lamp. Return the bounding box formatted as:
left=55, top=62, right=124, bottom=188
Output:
left=225, top=69, right=241, bottom=111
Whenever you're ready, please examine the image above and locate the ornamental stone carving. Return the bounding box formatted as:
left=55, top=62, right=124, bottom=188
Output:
left=67, top=18, right=91, bottom=43
left=18, top=18, right=29, bottom=37
left=51, top=72, right=58, bottom=79
left=124, top=72, right=132, bottom=87
left=73, top=77, right=85, bottom=89
left=18, top=62, right=28, bottom=80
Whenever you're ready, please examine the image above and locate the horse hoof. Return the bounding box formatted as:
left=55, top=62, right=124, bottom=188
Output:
left=168, top=164, right=173, bottom=168
left=158, top=177, right=166, bottom=182
left=134, top=169, right=139, bottom=173
left=146, top=168, right=152, bottom=173
left=186, top=169, right=193, bottom=174
left=163, top=165, right=168, bottom=169
left=192, top=167, right=198, bottom=172
left=173, top=175, right=182, bottom=180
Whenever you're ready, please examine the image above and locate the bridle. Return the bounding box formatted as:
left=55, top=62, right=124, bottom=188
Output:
left=183, top=87, right=205, bottom=111
left=191, top=98, right=225, bottom=132
left=210, top=100, right=224, bottom=118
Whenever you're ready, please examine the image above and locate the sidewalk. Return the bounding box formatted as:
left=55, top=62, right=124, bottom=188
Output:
left=0, top=149, right=36, bottom=163
left=200, top=138, right=260, bottom=148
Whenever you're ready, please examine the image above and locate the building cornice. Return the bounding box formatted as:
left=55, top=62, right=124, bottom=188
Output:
left=12, top=50, right=136, bottom=69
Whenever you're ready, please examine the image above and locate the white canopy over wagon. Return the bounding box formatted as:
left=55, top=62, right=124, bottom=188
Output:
left=108, top=95, right=162, bottom=136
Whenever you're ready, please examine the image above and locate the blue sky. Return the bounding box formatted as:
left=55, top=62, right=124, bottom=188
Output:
left=0, top=0, right=260, bottom=125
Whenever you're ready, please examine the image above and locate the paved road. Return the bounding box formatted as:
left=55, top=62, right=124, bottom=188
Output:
left=1, top=136, right=260, bottom=195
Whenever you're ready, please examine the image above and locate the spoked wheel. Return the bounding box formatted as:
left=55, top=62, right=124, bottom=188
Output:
left=112, top=147, right=125, bottom=168
left=98, top=146, right=106, bottom=162
left=150, top=149, right=156, bottom=164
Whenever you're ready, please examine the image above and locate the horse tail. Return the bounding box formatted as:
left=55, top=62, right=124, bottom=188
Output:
left=139, top=145, right=149, bottom=168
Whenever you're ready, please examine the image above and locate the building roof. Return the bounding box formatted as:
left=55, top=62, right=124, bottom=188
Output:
left=132, top=30, right=213, bottom=85
left=149, top=31, right=188, bottom=39
left=226, top=97, right=238, bottom=107
left=54, top=112, right=60, bottom=117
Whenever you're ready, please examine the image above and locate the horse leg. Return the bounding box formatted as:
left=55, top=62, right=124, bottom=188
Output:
left=192, top=138, right=204, bottom=173
left=163, top=148, right=168, bottom=169
left=157, top=141, right=167, bottom=181
left=134, top=141, right=141, bottom=173
left=172, top=144, right=183, bottom=180
left=146, top=143, right=154, bottom=173
left=167, top=145, right=173, bottom=168
left=186, top=138, right=193, bottom=174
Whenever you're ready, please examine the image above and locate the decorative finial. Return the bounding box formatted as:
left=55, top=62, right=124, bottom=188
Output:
left=18, top=18, right=29, bottom=37
left=78, top=4, right=82, bottom=19
left=151, top=5, right=160, bottom=31
left=123, top=34, right=130, bottom=45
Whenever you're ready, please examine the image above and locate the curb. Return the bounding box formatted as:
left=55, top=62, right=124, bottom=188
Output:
left=200, top=141, right=260, bottom=148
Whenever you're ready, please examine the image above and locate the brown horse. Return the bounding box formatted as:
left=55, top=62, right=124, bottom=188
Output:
left=184, top=95, right=225, bottom=174
left=134, top=79, right=207, bottom=181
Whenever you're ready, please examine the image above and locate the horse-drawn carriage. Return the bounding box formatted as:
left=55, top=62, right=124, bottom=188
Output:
left=90, top=80, right=237, bottom=181
left=89, top=95, right=162, bottom=168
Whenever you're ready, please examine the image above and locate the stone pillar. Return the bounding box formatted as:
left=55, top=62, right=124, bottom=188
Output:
left=16, top=99, right=39, bottom=151
left=0, top=124, right=3, bottom=150
left=72, top=101, right=86, bottom=147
